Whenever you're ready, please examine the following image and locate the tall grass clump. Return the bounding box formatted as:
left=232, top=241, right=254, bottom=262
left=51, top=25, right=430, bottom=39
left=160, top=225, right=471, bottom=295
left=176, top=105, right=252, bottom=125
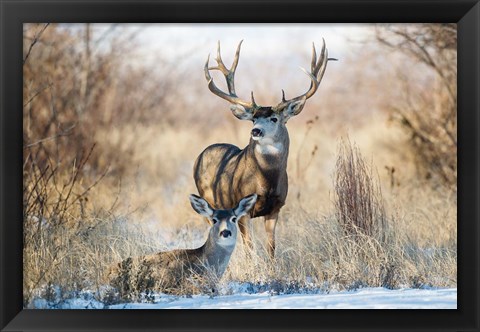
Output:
left=333, top=137, right=387, bottom=238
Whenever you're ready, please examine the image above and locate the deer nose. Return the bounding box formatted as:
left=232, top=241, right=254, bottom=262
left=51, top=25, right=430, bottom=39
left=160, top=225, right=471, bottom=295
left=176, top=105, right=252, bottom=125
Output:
left=220, top=230, right=232, bottom=238
left=251, top=128, right=263, bottom=137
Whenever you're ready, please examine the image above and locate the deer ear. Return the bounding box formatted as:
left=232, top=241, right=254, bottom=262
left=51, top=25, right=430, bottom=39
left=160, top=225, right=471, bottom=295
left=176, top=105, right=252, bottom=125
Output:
left=189, top=194, right=214, bottom=218
left=283, top=97, right=307, bottom=122
left=230, top=104, right=254, bottom=121
left=234, top=194, right=258, bottom=217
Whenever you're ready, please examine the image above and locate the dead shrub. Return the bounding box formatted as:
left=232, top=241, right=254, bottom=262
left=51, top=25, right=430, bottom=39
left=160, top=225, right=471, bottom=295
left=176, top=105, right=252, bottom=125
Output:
left=333, top=137, right=387, bottom=238
left=375, top=24, right=457, bottom=192
left=23, top=23, right=180, bottom=179
left=22, top=23, right=181, bottom=306
left=23, top=145, right=106, bottom=305
left=106, top=252, right=223, bottom=302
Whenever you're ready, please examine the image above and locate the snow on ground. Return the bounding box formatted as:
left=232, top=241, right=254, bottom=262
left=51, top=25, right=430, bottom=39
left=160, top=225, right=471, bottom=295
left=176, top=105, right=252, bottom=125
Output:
left=32, top=287, right=457, bottom=309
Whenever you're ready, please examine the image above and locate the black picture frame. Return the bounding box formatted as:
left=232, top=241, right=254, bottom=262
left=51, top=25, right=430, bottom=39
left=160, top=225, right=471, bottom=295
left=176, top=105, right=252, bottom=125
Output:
left=1, top=0, right=478, bottom=331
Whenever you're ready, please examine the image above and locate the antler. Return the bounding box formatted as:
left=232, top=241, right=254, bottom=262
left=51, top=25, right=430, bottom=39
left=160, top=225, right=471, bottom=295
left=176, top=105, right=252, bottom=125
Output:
left=275, top=38, right=335, bottom=110
left=205, top=40, right=258, bottom=110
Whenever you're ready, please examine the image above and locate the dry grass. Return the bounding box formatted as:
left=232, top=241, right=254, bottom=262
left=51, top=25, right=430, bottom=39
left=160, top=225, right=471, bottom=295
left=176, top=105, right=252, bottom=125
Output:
left=22, top=24, right=457, bottom=306
left=105, top=253, right=224, bottom=304
left=221, top=135, right=455, bottom=293
left=23, top=117, right=457, bottom=306
left=23, top=119, right=457, bottom=306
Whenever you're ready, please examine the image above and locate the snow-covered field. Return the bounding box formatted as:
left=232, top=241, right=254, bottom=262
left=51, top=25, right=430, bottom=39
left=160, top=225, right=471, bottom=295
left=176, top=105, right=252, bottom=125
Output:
left=31, top=287, right=457, bottom=309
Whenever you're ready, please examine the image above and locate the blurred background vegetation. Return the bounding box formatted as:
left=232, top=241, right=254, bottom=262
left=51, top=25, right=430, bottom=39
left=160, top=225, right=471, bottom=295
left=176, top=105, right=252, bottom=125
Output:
left=23, top=23, right=456, bottom=307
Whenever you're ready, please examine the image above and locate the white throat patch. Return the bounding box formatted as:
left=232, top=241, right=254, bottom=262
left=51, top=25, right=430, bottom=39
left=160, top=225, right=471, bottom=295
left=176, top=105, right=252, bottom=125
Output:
left=217, top=236, right=236, bottom=247
left=255, top=141, right=284, bottom=155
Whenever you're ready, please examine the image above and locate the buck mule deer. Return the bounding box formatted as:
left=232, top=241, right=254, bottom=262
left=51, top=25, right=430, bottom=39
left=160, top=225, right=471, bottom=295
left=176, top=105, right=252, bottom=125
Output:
left=107, top=193, right=257, bottom=297
left=194, top=40, right=334, bottom=258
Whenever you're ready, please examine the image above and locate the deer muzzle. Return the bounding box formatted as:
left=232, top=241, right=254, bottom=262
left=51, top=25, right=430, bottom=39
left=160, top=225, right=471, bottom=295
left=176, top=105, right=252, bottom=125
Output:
left=251, top=128, right=263, bottom=138
left=219, top=229, right=232, bottom=238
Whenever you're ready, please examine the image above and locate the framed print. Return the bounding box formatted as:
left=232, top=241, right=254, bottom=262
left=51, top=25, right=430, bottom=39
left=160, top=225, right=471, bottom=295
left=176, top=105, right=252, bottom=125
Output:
left=1, top=0, right=478, bottom=331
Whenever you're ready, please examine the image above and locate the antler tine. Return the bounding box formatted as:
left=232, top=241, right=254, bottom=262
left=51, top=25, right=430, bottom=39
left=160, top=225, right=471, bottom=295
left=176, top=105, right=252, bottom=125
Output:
left=307, top=39, right=327, bottom=81
left=231, top=40, right=243, bottom=73
left=204, top=41, right=256, bottom=109
left=300, top=67, right=320, bottom=100
left=314, top=39, right=328, bottom=77
left=213, top=41, right=229, bottom=75
left=313, top=39, right=335, bottom=92
left=251, top=91, right=258, bottom=108
left=302, top=40, right=328, bottom=99
left=319, top=39, right=327, bottom=67
left=204, top=54, right=212, bottom=82
left=277, top=39, right=332, bottom=107
left=223, top=40, right=243, bottom=96
left=315, top=48, right=329, bottom=89
left=216, top=40, right=222, bottom=62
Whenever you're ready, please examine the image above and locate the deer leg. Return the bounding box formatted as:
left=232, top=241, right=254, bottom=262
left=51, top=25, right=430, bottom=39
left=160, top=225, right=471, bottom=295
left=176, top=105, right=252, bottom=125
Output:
left=238, top=215, right=253, bottom=252
left=265, top=212, right=278, bottom=259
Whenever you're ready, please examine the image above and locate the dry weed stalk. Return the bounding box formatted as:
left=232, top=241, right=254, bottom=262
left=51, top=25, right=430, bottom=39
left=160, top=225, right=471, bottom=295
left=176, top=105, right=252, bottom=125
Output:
left=333, top=137, right=387, bottom=238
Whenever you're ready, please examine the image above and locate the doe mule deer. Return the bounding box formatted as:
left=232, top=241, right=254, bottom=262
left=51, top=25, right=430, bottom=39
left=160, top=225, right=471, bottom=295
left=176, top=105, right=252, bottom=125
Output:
left=107, top=193, right=257, bottom=297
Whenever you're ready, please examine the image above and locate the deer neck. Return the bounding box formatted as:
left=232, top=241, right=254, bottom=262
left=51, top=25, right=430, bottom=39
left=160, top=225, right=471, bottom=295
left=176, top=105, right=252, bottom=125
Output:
left=199, top=235, right=235, bottom=276
left=248, top=132, right=289, bottom=171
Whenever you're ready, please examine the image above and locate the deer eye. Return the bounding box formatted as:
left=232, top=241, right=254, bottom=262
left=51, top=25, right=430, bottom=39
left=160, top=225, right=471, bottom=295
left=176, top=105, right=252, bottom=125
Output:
left=270, top=117, right=278, bottom=123
left=212, top=218, right=218, bottom=224
left=231, top=217, right=237, bottom=223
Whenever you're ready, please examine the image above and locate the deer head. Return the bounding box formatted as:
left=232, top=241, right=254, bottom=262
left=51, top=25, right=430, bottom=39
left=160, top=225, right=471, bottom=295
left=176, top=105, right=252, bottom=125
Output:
left=189, top=193, right=258, bottom=247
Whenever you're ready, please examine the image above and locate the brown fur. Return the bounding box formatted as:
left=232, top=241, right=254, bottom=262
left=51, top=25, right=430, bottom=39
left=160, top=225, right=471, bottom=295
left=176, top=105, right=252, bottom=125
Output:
left=194, top=136, right=288, bottom=217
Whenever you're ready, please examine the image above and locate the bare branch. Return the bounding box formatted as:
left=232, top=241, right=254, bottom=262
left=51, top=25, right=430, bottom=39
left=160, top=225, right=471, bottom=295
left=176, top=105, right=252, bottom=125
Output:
left=23, top=23, right=50, bottom=65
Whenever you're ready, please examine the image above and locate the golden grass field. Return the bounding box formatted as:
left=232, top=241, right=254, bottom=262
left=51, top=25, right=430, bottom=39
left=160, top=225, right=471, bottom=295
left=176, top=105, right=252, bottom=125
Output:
left=22, top=24, right=456, bottom=306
